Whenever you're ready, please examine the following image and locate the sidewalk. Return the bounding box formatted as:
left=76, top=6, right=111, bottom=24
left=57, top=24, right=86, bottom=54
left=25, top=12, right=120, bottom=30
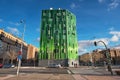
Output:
left=0, top=66, right=120, bottom=80
left=68, top=66, right=120, bottom=75
left=1, top=73, right=120, bottom=80
left=73, top=74, right=120, bottom=80
left=1, top=73, right=75, bottom=80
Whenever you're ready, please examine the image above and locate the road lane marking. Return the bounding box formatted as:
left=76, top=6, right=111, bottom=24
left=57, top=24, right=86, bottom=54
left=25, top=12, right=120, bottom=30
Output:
left=67, top=70, right=72, bottom=74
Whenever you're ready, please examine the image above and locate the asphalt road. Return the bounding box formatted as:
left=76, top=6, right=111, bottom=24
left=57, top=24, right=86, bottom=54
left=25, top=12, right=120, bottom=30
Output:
left=0, top=67, right=68, bottom=76
left=0, top=67, right=120, bottom=80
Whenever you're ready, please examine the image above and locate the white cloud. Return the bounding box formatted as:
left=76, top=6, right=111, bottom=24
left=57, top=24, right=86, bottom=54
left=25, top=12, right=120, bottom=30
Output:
left=7, top=27, right=19, bottom=35
left=70, top=3, right=76, bottom=9
left=36, top=28, right=40, bottom=32
left=78, top=40, right=93, bottom=48
left=37, top=37, right=40, bottom=42
left=98, top=0, right=105, bottom=3
left=109, top=27, right=114, bottom=31
left=112, top=44, right=120, bottom=49
left=78, top=38, right=109, bottom=54
left=78, top=29, right=120, bottom=55
left=78, top=40, right=91, bottom=54
left=78, top=48, right=87, bottom=55
left=70, top=0, right=83, bottom=9
left=9, top=21, right=20, bottom=26
left=108, top=0, right=120, bottom=11
left=111, top=35, right=119, bottom=42
left=109, top=30, right=120, bottom=42
left=109, top=31, right=120, bottom=36
left=0, top=18, right=3, bottom=22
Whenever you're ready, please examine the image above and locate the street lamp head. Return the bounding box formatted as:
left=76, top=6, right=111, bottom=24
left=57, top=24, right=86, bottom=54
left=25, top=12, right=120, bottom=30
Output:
left=94, top=41, right=97, bottom=46
left=20, top=20, right=25, bottom=23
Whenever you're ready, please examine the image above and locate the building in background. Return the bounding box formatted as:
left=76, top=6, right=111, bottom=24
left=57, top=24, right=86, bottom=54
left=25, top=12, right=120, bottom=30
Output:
left=79, top=48, right=120, bottom=66
left=27, top=44, right=38, bottom=60
left=0, top=29, right=38, bottom=65
left=27, top=44, right=39, bottom=66
left=39, top=8, right=78, bottom=67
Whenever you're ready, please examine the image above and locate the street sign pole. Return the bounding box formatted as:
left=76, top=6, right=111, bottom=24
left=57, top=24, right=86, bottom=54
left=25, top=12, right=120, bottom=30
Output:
left=17, top=46, right=22, bottom=76
left=17, top=58, right=21, bottom=76
left=16, top=20, right=26, bottom=77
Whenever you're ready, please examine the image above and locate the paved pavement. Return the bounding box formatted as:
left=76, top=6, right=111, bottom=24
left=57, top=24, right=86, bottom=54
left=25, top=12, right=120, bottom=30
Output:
left=0, top=66, right=120, bottom=80
left=1, top=73, right=120, bottom=80
left=68, top=67, right=114, bottom=75
left=1, top=74, right=75, bottom=80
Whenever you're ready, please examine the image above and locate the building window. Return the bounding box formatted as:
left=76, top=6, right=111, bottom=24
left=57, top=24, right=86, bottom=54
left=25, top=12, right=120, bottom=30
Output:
left=76, top=51, right=77, bottom=54
left=68, top=31, right=70, bottom=34
left=48, top=30, right=50, bottom=34
left=72, top=32, right=75, bottom=35
left=69, top=42, right=70, bottom=46
left=42, top=26, right=44, bottom=30
left=72, top=62, right=73, bottom=65
left=55, top=30, right=58, bottom=34
left=49, top=13, right=51, bottom=17
left=62, top=49, right=64, bottom=53
left=43, top=13, right=46, bottom=16
left=63, top=26, right=66, bottom=30
left=48, top=36, right=51, bottom=39
left=47, top=40, right=50, bottom=43
left=63, top=30, right=66, bottom=35
left=57, top=12, right=61, bottom=16
left=49, top=18, right=52, bottom=22
left=63, top=35, right=66, bottom=39
left=54, top=49, right=59, bottom=53
left=62, top=12, right=65, bottom=15
left=73, top=27, right=75, bottom=30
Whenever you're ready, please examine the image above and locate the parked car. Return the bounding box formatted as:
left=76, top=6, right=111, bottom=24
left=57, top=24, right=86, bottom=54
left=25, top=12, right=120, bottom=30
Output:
left=3, top=64, right=15, bottom=68
left=48, top=63, right=56, bottom=68
left=48, top=63, right=61, bottom=68
left=56, top=64, right=61, bottom=68
left=0, top=63, right=3, bottom=68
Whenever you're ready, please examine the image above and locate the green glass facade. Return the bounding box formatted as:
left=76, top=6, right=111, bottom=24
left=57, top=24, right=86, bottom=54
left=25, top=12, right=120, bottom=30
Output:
left=39, top=9, right=78, bottom=67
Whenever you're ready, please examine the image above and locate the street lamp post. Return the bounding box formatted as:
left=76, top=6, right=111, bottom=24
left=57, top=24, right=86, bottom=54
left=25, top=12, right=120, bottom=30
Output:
left=17, top=20, right=26, bottom=76
left=94, top=40, right=113, bottom=75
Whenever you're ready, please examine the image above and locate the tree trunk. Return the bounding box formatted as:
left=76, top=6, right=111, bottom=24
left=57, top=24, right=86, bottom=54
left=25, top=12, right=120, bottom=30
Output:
left=11, top=59, right=13, bottom=64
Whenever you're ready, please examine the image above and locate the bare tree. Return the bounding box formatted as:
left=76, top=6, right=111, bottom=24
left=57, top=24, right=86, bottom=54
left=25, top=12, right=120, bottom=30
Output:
left=7, top=50, right=17, bottom=64
left=2, top=50, right=17, bottom=64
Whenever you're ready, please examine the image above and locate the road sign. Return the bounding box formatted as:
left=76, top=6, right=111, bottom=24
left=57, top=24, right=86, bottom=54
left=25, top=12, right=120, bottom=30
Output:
left=18, top=55, right=22, bottom=60
left=18, top=51, right=22, bottom=55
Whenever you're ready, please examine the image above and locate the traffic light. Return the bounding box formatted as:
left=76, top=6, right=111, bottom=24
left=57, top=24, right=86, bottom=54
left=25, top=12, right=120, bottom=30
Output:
left=94, top=41, right=97, bottom=46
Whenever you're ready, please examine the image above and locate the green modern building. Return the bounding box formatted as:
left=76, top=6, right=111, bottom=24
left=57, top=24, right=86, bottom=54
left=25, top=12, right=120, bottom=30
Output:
left=39, top=8, right=78, bottom=67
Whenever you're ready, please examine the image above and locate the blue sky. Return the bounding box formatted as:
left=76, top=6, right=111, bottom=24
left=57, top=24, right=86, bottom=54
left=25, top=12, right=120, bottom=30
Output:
left=0, top=0, right=120, bottom=55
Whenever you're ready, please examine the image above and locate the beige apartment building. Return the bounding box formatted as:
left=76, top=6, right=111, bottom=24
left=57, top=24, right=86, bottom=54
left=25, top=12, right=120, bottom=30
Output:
left=0, top=29, right=38, bottom=65
left=79, top=48, right=120, bottom=66
left=27, top=44, right=39, bottom=59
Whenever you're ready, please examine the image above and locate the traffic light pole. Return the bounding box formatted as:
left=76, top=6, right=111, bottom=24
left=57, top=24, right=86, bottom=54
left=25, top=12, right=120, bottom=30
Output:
left=94, top=41, right=113, bottom=75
